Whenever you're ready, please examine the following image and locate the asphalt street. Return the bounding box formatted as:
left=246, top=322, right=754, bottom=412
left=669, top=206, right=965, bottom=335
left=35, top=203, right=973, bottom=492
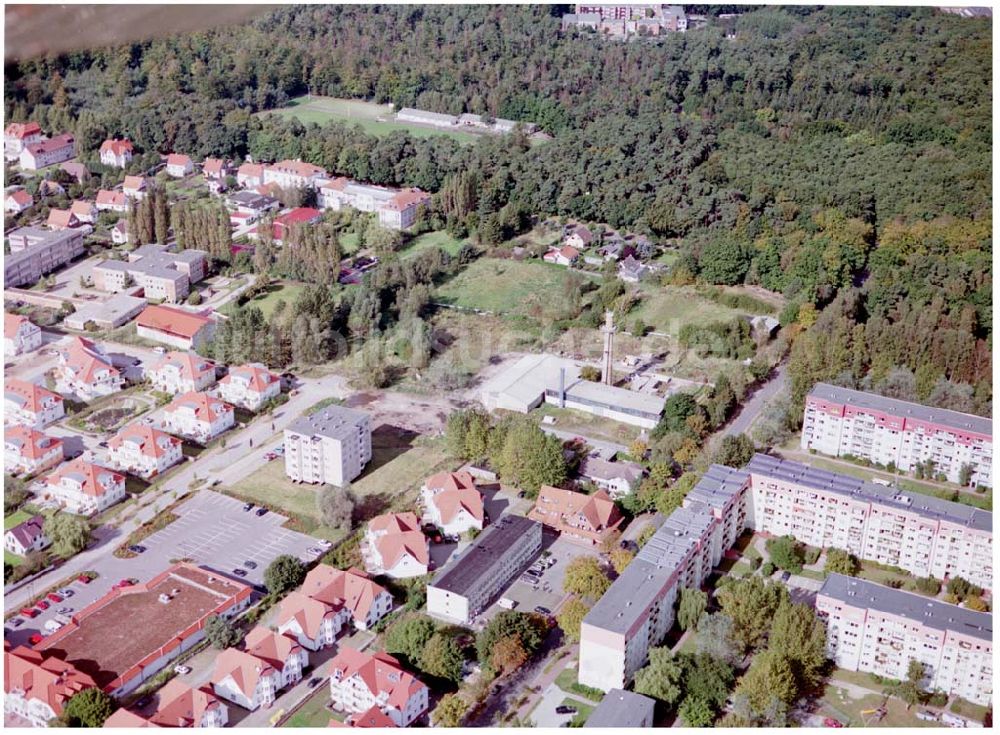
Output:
left=721, top=360, right=788, bottom=437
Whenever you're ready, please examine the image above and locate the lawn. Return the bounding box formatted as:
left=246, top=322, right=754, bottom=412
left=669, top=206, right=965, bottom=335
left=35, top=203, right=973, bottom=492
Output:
left=221, top=280, right=307, bottom=318
left=340, top=231, right=360, bottom=254
left=435, top=258, right=588, bottom=315
left=262, top=96, right=482, bottom=144
left=4, top=509, right=31, bottom=530
left=282, top=687, right=336, bottom=727
left=560, top=696, right=595, bottom=726
left=402, top=230, right=467, bottom=259
left=630, top=284, right=745, bottom=338
left=818, top=686, right=936, bottom=728
left=554, top=665, right=604, bottom=703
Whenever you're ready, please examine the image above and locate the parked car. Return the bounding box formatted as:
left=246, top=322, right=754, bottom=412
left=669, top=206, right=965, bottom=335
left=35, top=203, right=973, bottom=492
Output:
left=173, top=665, right=191, bottom=675
left=273, top=445, right=285, bottom=456
left=243, top=502, right=255, bottom=511
left=534, top=606, right=552, bottom=616
left=29, top=633, right=44, bottom=645
left=308, top=677, right=323, bottom=688
left=98, top=441, right=108, bottom=448
left=823, top=718, right=844, bottom=728
left=255, top=507, right=268, bottom=517
left=77, top=574, right=92, bottom=584
left=36, top=600, right=50, bottom=610
left=243, top=560, right=257, bottom=569
left=135, top=696, right=152, bottom=709
left=153, top=346, right=166, bottom=354
left=555, top=705, right=577, bottom=715
left=265, top=452, right=277, bottom=461
left=916, top=711, right=939, bottom=723
left=20, top=607, right=38, bottom=618
left=44, top=619, right=64, bottom=633
left=780, top=571, right=791, bottom=582
left=57, top=607, right=73, bottom=615
left=46, top=592, right=63, bottom=603
left=114, top=578, right=135, bottom=589
left=11, top=617, right=24, bottom=627
left=232, top=568, right=248, bottom=578
left=517, top=490, right=527, bottom=498
left=128, top=544, right=146, bottom=554
left=59, top=589, right=74, bottom=597
left=317, top=539, right=332, bottom=548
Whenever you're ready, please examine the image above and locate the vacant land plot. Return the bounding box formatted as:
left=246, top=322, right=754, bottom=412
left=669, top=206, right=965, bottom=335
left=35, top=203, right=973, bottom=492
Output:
left=435, top=258, right=587, bottom=315
left=222, top=280, right=307, bottom=318
left=631, top=284, right=745, bottom=337
left=402, top=230, right=467, bottom=259
left=263, top=96, right=481, bottom=143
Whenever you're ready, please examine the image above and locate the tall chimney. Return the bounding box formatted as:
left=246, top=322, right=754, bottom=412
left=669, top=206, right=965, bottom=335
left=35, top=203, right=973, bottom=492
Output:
left=559, top=367, right=566, bottom=408
left=601, top=309, right=616, bottom=385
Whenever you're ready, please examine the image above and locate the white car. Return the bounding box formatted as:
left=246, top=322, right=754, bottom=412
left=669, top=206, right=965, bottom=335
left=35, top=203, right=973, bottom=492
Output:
left=173, top=664, right=191, bottom=675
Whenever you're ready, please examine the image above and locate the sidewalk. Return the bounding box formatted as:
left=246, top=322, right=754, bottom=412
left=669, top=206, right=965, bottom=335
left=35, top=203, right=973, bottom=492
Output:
left=515, top=645, right=577, bottom=721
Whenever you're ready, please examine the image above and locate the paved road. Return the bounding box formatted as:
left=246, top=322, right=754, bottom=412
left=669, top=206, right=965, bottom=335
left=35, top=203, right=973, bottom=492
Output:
left=515, top=647, right=578, bottom=723
left=721, top=360, right=788, bottom=437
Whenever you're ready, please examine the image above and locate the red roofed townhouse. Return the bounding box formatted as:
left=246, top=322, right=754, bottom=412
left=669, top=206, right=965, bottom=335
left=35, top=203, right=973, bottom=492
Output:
left=270, top=207, right=323, bottom=245
left=106, top=679, right=229, bottom=728
left=276, top=590, right=353, bottom=652
left=162, top=391, right=235, bottom=443
left=243, top=626, right=308, bottom=688
left=107, top=425, right=183, bottom=479
left=262, top=159, right=328, bottom=189
left=211, top=648, right=281, bottom=712
left=379, top=188, right=431, bottom=230
left=4, top=646, right=96, bottom=727
left=100, top=138, right=133, bottom=168
left=20, top=134, right=76, bottom=170
left=5, top=188, right=33, bottom=214
left=543, top=245, right=581, bottom=267
left=136, top=305, right=216, bottom=351
left=202, top=157, right=230, bottom=180
left=420, top=470, right=485, bottom=536
left=4, top=378, right=66, bottom=428
left=46, top=207, right=81, bottom=230
left=528, top=486, right=624, bottom=546
left=216, top=362, right=280, bottom=411
left=328, top=648, right=429, bottom=727
left=5, top=121, right=43, bottom=160
left=165, top=153, right=194, bottom=178
left=236, top=162, right=264, bottom=188
left=330, top=706, right=398, bottom=728
left=4, top=425, right=63, bottom=476
left=4, top=312, right=42, bottom=357
left=55, top=336, right=123, bottom=399
left=70, top=199, right=98, bottom=223
left=122, top=175, right=147, bottom=200
left=148, top=351, right=217, bottom=395
left=363, top=512, right=429, bottom=579
left=44, top=458, right=127, bottom=515
left=4, top=514, right=50, bottom=556
left=95, top=189, right=128, bottom=212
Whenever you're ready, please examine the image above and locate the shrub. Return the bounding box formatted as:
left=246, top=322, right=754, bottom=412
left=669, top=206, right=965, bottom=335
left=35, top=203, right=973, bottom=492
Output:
left=761, top=561, right=775, bottom=576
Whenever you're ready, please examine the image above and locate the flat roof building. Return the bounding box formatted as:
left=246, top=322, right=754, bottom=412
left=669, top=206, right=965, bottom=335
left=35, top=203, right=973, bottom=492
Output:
left=284, top=406, right=372, bottom=487
left=4, top=227, right=85, bottom=288
left=584, top=688, right=656, bottom=728
left=63, top=293, right=147, bottom=331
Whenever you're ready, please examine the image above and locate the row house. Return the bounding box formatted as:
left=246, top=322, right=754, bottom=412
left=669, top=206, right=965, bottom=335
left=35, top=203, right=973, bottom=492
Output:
left=528, top=486, right=624, bottom=546
left=420, top=470, right=485, bottom=536
left=5, top=312, right=43, bottom=357
left=100, top=138, right=133, bottom=168
left=55, top=336, right=123, bottom=400
left=328, top=648, right=429, bottom=727
left=216, top=363, right=281, bottom=411
left=135, top=305, right=216, bottom=351
left=166, top=153, right=194, bottom=178
left=4, top=379, right=66, bottom=428
left=162, top=391, right=235, bottom=444
left=44, top=458, right=127, bottom=515
left=5, top=121, right=44, bottom=160
left=5, top=425, right=63, bottom=476
left=802, top=382, right=992, bottom=488
left=4, top=646, right=97, bottom=727
left=123, top=175, right=147, bottom=200
left=148, top=351, right=217, bottom=395
left=363, top=512, right=429, bottom=579
left=4, top=514, right=50, bottom=557
left=262, top=159, right=328, bottom=190
left=95, top=189, right=128, bottom=213
left=284, top=407, right=372, bottom=487
left=106, top=424, right=183, bottom=479
left=106, top=680, right=228, bottom=728
left=20, top=134, right=76, bottom=171
left=5, top=188, right=33, bottom=214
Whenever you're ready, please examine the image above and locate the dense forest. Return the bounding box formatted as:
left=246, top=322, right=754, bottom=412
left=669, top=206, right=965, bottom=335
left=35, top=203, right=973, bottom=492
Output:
left=4, top=4, right=991, bottom=414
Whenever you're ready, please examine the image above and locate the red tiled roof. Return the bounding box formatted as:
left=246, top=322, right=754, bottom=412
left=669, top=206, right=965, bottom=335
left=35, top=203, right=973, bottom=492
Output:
left=136, top=305, right=212, bottom=340
left=236, top=162, right=263, bottom=179
left=45, top=458, right=125, bottom=498
left=266, top=159, right=326, bottom=178
left=329, top=648, right=427, bottom=710
left=4, top=312, right=33, bottom=338
left=369, top=511, right=420, bottom=535
left=59, top=336, right=120, bottom=385
left=100, top=139, right=133, bottom=156
left=5, top=425, right=62, bottom=460
left=383, top=188, right=430, bottom=212
left=4, top=646, right=96, bottom=718
left=166, top=153, right=192, bottom=167
left=152, top=351, right=216, bottom=382
left=146, top=680, right=224, bottom=728
left=318, top=177, right=350, bottom=192
left=346, top=706, right=397, bottom=728
left=25, top=134, right=74, bottom=155
left=528, top=486, right=623, bottom=542
left=297, top=565, right=389, bottom=625
left=96, top=190, right=126, bottom=207
left=46, top=208, right=78, bottom=229
left=123, top=175, right=146, bottom=191
left=70, top=200, right=95, bottom=216
left=211, top=648, right=275, bottom=699
left=375, top=531, right=429, bottom=569
left=8, top=189, right=32, bottom=206
left=244, top=627, right=302, bottom=673
left=219, top=363, right=279, bottom=393
left=5, top=121, right=41, bottom=139
left=202, top=158, right=226, bottom=176
left=165, top=391, right=233, bottom=424
left=108, top=424, right=180, bottom=459
left=4, top=378, right=63, bottom=413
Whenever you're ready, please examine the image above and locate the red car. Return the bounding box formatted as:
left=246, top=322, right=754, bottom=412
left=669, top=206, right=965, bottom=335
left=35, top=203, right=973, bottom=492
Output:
left=35, top=600, right=50, bottom=610
left=114, top=578, right=135, bottom=589
left=77, top=575, right=92, bottom=584
left=28, top=633, right=44, bottom=645
left=823, top=718, right=844, bottom=728
left=20, top=607, right=38, bottom=618
left=46, top=593, right=63, bottom=603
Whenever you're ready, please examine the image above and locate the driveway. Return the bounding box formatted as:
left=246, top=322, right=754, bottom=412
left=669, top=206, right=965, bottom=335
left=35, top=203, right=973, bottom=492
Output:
left=531, top=683, right=579, bottom=727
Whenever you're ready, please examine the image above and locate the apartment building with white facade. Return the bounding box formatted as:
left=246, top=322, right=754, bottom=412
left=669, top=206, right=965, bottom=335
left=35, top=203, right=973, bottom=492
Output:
left=55, top=336, right=123, bottom=400
left=162, top=391, right=235, bottom=443
left=4, top=226, right=85, bottom=288
left=4, top=378, right=66, bottom=428
left=816, top=574, right=992, bottom=706
left=44, top=458, right=127, bottom=515
left=211, top=648, right=283, bottom=712
left=99, top=138, right=133, bottom=168
left=216, top=363, right=281, bottom=411
left=802, top=383, right=992, bottom=488
left=20, top=134, right=76, bottom=170
left=106, top=424, right=183, bottom=479
left=106, top=680, right=229, bottom=728
left=317, top=177, right=430, bottom=230
left=5, top=121, right=43, bottom=160
left=427, top=514, right=542, bottom=624
left=363, top=512, right=430, bottom=579
left=4, top=646, right=97, bottom=727
left=92, top=243, right=207, bottom=304
left=147, top=351, right=217, bottom=395
left=4, top=425, right=63, bottom=476
left=328, top=648, right=429, bottom=727
left=284, top=407, right=372, bottom=487
left=4, top=312, right=42, bottom=357
left=261, top=159, right=328, bottom=189
left=420, top=470, right=485, bottom=536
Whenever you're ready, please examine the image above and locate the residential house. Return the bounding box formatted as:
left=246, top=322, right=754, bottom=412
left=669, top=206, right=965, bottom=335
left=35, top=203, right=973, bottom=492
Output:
left=4, top=646, right=97, bottom=727
left=148, top=351, right=217, bottom=395
left=55, top=336, right=124, bottom=399
left=564, top=225, right=595, bottom=251
left=420, top=470, right=485, bottom=536
left=46, top=208, right=80, bottom=230
left=4, top=379, right=65, bottom=428
left=70, top=199, right=98, bottom=223
left=106, top=424, right=183, bottom=479
left=543, top=245, right=580, bottom=267
left=332, top=707, right=398, bottom=728
left=202, top=158, right=230, bottom=180
left=617, top=255, right=647, bottom=283
left=106, top=680, right=228, bottom=728
left=577, top=456, right=645, bottom=499
left=111, top=220, right=130, bottom=245
left=60, top=162, right=89, bottom=184
left=166, top=153, right=194, bottom=178
left=262, top=159, right=328, bottom=190
left=5, top=189, right=33, bottom=214
left=276, top=591, right=353, bottom=652
left=136, top=305, right=216, bottom=350
left=236, top=162, right=264, bottom=188
left=268, top=207, right=323, bottom=245
left=210, top=648, right=282, bottom=712
left=5, top=312, right=43, bottom=357
left=284, top=407, right=372, bottom=487
left=244, top=627, right=309, bottom=690
left=4, top=515, right=50, bottom=557
left=363, top=512, right=429, bottom=579
left=100, top=139, right=133, bottom=168
left=225, top=190, right=280, bottom=223
left=4, top=425, right=63, bottom=476
left=5, top=121, right=43, bottom=160
left=216, top=363, right=280, bottom=411
left=122, top=175, right=147, bottom=200
left=162, top=391, right=235, bottom=444
left=528, top=486, right=624, bottom=546
left=328, top=648, right=430, bottom=727
left=20, top=134, right=76, bottom=171
left=44, top=458, right=127, bottom=515
left=38, top=180, right=66, bottom=198
left=279, top=564, right=393, bottom=644
left=95, top=189, right=128, bottom=213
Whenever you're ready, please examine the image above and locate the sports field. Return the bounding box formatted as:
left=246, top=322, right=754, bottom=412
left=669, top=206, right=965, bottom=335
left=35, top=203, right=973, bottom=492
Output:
left=263, top=96, right=482, bottom=144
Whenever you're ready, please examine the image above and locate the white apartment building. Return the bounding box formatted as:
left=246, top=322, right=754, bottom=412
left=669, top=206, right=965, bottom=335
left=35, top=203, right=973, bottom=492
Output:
left=162, top=391, right=235, bottom=443
left=5, top=312, right=42, bottom=357
left=5, top=226, right=86, bottom=289
left=317, top=178, right=430, bottom=230
left=421, top=470, right=485, bottom=536
left=427, top=515, right=542, bottom=624
left=55, top=336, right=124, bottom=400
left=147, top=351, right=217, bottom=395
left=19, top=134, right=76, bottom=170
left=4, top=425, right=63, bottom=476
left=44, top=458, right=127, bottom=515
left=243, top=627, right=309, bottom=690
left=817, top=574, right=992, bottom=707
left=4, top=379, right=66, bottom=428
left=106, top=425, right=183, bottom=479
left=283, top=407, right=372, bottom=487
left=211, top=649, right=282, bottom=712
left=328, top=648, right=430, bottom=727
left=363, top=512, right=430, bottom=579
left=5, top=121, right=44, bottom=160
left=261, top=159, right=327, bottom=189
left=802, top=383, right=992, bottom=488
left=277, top=591, right=353, bottom=652
left=216, top=363, right=281, bottom=411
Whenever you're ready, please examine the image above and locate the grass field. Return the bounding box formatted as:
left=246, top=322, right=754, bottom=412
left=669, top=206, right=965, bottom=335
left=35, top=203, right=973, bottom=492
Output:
left=5, top=510, right=34, bottom=566
left=535, top=404, right=641, bottom=446
left=263, top=96, right=482, bottom=144
left=435, top=258, right=585, bottom=315
left=631, top=284, right=745, bottom=337
left=402, top=230, right=467, bottom=259
left=282, top=688, right=336, bottom=727
left=221, top=280, right=307, bottom=318
left=819, top=685, right=935, bottom=728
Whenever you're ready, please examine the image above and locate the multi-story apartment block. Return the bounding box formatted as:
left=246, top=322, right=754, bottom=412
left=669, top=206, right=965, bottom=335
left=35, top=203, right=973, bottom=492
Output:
left=136, top=305, right=216, bottom=351
left=5, top=312, right=42, bottom=357
left=284, top=407, right=372, bottom=487
left=4, top=227, right=85, bottom=287
left=563, top=4, right=687, bottom=36
left=5, top=121, right=44, bottom=160
left=93, top=243, right=207, bottom=304
left=4, top=646, right=97, bottom=727
left=106, top=424, right=183, bottom=479
left=528, top=486, right=624, bottom=546
left=244, top=627, right=308, bottom=690
left=106, top=680, right=229, bottom=728
left=55, top=336, right=124, bottom=400
left=427, top=514, right=542, bottom=624
left=802, top=383, right=992, bottom=488
left=216, top=363, right=280, bottom=411
left=317, top=178, right=430, bottom=230
left=5, top=425, right=63, bottom=476
left=19, top=134, right=76, bottom=170
left=328, top=648, right=429, bottom=727
left=147, top=351, right=217, bottom=395
left=162, top=391, right=235, bottom=443
left=262, top=159, right=328, bottom=189
left=363, top=512, right=430, bottom=579
left=420, top=470, right=485, bottom=536
left=211, top=648, right=283, bottom=712
left=99, top=138, right=133, bottom=168
left=4, top=379, right=65, bottom=428
left=747, top=454, right=993, bottom=591
left=44, top=458, right=127, bottom=515
left=816, top=574, right=992, bottom=706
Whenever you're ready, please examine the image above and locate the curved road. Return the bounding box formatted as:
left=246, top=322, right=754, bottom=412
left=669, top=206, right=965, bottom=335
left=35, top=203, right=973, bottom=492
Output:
left=721, top=361, right=788, bottom=438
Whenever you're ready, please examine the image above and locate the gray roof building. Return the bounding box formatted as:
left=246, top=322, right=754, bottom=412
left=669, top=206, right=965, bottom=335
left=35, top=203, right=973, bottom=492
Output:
left=287, top=405, right=371, bottom=441
left=746, top=453, right=991, bottom=532
left=431, top=515, right=541, bottom=596
left=819, top=573, right=992, bottom=642
left=584, top=688, right=656, bottom=728
left=685, top=463, right=750, bottom=510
